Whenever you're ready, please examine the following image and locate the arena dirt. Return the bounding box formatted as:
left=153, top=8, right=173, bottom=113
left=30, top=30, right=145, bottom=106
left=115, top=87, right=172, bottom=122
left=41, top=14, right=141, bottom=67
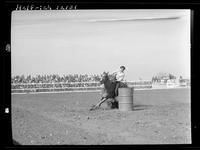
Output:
left=12, top=89, right=191, bottom=145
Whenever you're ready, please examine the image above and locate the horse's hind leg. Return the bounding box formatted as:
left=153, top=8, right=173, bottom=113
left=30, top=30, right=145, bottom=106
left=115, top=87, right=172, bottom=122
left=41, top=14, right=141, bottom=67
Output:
left=112, top=99, right=119, bottom=109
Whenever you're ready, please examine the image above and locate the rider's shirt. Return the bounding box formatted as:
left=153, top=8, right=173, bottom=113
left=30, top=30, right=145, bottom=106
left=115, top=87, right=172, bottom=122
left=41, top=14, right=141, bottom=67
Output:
left=112, top=69, right=125, bottom=82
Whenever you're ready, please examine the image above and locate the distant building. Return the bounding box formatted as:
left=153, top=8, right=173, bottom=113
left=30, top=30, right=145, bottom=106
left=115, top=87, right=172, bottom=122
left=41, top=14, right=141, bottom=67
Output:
left=179, top=78, right=190, bottom=86
left=152, top=72, right=190, bottom=88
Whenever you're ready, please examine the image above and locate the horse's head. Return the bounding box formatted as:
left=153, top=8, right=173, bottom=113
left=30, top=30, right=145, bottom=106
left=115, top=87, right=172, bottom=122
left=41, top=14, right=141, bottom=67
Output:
left=100, top=72, right=109, bottom=84
left=100, top=71, right=117, bottom=99
left=100, top=71, right=116, bottom=84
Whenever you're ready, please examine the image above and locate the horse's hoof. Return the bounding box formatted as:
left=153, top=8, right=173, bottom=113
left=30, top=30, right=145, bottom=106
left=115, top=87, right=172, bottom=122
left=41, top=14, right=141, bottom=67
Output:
left=89, top=105, right=96, bottom=111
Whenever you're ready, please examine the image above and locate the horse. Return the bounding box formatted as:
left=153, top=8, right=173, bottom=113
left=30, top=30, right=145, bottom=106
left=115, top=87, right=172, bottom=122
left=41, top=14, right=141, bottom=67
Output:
left=90, top=72, right=127, bottom=111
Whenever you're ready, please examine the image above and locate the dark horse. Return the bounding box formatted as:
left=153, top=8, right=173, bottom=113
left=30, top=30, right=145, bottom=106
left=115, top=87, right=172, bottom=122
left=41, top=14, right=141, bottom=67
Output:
left=90, top=72, right=127, bottom=111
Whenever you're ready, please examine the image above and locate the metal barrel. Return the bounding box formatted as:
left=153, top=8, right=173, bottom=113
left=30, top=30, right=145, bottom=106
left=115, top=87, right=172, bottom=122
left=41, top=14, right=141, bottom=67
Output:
left=117, top=88, right=133, bottom=111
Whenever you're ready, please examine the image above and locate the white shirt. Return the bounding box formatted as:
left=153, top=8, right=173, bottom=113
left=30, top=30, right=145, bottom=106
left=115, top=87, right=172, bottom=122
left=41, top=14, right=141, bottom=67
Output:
left=112, top=69, right=125, bottom=82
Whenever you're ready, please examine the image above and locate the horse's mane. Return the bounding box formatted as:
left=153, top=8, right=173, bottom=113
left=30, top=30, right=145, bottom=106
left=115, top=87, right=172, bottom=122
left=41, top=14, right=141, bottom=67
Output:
left=101, top=72, right=117, bottom=98
left=108, top=74, right=116, bottom=82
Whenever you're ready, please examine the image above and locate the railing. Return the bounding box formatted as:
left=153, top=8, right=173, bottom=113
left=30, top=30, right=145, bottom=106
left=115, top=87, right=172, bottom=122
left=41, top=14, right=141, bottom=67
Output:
left=11, top=81, right=152, bottom=93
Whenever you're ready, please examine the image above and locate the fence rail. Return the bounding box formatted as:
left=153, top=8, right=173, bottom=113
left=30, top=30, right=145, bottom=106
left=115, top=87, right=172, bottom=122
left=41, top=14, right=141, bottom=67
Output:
left=11, top=81, right=152, bottom=93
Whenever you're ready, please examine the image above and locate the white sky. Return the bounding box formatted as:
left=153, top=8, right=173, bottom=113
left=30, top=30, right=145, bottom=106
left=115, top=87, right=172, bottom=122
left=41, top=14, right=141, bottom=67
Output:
left=11, top=9, right=190, bottom=80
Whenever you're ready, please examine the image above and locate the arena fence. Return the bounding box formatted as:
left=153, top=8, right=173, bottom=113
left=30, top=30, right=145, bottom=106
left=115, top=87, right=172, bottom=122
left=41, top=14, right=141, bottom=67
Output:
left=11, top=81, right=152, bottom=93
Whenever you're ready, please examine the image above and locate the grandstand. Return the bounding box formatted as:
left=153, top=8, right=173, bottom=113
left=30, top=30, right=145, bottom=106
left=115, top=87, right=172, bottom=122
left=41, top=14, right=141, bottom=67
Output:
left=11, top=81, right=152, bottom=93
left=11, top=74, right=152, bottom=93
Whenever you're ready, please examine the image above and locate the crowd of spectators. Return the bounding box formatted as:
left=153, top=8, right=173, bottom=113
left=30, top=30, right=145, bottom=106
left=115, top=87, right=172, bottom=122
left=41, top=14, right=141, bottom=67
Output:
left=11, top=74, right=152, bottom=92
left=12, top=74, right=101, bottom=84
left=11, top=74, right=102, bottom=90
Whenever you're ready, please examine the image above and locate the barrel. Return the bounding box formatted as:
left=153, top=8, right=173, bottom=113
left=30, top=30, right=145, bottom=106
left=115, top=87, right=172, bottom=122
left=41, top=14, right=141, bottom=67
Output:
left=117, top=88, right=133, bottom=111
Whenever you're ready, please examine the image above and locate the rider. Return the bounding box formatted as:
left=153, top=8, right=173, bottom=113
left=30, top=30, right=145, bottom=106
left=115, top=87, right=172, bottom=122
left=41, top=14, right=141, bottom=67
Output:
left=111, top=66, right=126, bottom=96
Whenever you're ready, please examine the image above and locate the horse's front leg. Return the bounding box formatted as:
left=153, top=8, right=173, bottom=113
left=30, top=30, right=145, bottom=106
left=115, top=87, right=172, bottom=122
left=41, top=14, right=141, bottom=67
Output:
left=97, top=97, right=107, bottom=107
left=90, top=97, right=107, bottom=111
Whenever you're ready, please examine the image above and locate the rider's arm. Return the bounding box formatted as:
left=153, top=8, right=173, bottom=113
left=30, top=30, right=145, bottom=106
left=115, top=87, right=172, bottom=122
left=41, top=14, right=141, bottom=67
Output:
left=111, top=69, right=119, bottom=75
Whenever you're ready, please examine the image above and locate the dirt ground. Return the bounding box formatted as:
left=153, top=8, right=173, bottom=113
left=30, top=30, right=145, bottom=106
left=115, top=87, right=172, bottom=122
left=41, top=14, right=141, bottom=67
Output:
left=12, top=88, right=191, bottom=145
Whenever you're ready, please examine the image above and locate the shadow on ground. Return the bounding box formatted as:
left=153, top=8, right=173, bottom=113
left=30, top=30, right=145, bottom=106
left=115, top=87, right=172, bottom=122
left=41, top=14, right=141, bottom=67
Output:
left=133, top=104, right=153, bottom=111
